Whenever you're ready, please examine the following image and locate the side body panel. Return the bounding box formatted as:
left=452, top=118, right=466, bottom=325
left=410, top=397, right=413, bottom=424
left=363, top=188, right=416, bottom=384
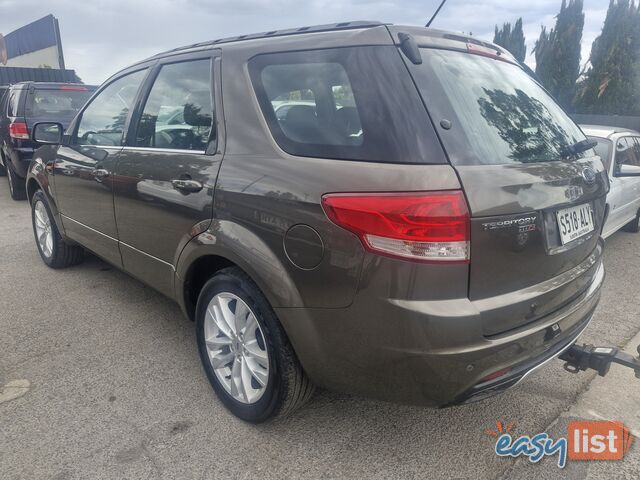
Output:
left=603, top=134, right=640, bottom=238
left=175, top=28, right=462, bottom=314
left=52, top=144, right=123, bottom=266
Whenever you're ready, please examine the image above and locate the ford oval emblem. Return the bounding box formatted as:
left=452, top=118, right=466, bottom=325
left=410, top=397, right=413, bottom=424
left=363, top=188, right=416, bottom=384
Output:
left=582, top=167, right=597, bottom=185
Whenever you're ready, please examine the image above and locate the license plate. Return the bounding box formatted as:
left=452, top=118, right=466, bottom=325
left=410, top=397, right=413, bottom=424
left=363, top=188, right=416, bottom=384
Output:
left=556, top=203, right=595, bottom=245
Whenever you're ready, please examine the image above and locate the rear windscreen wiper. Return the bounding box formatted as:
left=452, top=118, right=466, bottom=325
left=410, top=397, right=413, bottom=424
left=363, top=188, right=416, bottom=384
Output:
left=561, top=139, right=598, bottom=159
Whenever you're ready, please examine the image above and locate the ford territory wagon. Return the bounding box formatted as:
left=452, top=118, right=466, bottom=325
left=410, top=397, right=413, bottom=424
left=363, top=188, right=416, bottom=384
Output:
left=26, top=22, right=617, bottom=422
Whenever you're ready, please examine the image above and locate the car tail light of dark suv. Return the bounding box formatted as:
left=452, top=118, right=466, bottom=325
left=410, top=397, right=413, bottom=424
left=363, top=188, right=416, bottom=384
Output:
left=9, top=122, right=29, bottom=140
left=321, top=190, right=470, bottom=263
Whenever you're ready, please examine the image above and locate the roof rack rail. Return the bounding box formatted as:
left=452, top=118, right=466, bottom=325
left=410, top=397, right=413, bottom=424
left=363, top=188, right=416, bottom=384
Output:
left=151, top=20, right=384, bottom=58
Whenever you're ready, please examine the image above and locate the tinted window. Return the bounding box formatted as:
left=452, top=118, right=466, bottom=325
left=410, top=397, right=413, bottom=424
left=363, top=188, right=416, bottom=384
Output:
left=7, top=89, right=20, bottom=117
left=261, top=63, right=362, bottom=147
left=25, top=88, right=94, bottom=119
left=135, top=59, right=213, bottom=151
left=249, top=47, right=443, bottom=164
left=407, top=49, right=588, bottom=165
left=590, top=136, right=613, bottom=171
left=75, top=69, right=146, bottom=146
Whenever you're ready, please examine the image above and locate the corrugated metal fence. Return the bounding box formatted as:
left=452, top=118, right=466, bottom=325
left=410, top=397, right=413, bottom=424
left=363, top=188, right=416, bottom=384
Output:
left=0, top=66, right=80, bottom=86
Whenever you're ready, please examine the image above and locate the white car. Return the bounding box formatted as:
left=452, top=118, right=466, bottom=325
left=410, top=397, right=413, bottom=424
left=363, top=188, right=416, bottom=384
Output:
left=582, top=125, right=640, bottom=238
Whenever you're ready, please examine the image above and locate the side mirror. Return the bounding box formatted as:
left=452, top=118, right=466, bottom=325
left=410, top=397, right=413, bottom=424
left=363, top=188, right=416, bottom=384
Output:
left=32, top=122, right=63, bottom=145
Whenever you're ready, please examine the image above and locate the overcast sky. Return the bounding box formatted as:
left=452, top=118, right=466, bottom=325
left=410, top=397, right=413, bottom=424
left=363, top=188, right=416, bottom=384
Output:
left=1, top=0, right=609, bottom=85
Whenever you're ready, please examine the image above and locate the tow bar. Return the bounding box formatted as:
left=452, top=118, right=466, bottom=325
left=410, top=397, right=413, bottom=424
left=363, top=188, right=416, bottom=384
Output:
left=560, top=343, right=640, bottom=379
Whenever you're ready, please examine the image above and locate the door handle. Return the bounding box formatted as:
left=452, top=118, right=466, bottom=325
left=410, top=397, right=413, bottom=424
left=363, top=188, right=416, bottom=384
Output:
left=92, top=168, right=110, bottom=183
left=172, top=178, right=203, bottom=193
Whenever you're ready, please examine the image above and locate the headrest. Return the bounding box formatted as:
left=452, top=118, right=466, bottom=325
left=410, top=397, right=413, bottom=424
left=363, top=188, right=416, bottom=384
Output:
left=183, top=91, right=212, bottom=127
left=334, top=106, right=361, bottom=135
left=284, top=104, right=317, bottom=125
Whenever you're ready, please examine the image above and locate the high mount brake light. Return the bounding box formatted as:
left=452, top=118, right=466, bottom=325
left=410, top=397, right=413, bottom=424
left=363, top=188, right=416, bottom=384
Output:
left=467, top=43, right=510, bottom=63
left=59, top=86, right=88, bottom=91
left=321, top=191, right=470, bottom=263
left=8, top=122, right=29, bottom=140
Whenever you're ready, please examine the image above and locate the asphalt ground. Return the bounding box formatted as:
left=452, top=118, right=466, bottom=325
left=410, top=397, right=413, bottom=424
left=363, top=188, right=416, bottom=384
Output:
left=1, top=178, right=639, bottom=479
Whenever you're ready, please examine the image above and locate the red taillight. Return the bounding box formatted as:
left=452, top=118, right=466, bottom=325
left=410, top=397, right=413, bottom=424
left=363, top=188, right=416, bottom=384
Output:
left=9, top=122, right=29, bottom=140
left=59, top=86, right=88, bottom=91
left=321, top=191, right=470, bottom=263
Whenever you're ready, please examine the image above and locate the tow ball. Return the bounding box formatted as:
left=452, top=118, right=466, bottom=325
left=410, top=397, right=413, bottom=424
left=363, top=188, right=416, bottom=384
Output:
left=559, top=343, right=640, bottom=379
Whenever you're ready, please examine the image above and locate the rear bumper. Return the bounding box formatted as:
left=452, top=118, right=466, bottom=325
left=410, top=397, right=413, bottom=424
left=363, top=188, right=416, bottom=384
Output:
left=276, top=254, right=604, bottom=407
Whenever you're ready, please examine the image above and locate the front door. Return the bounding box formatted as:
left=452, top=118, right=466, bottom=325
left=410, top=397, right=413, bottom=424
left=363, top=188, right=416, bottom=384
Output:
left=113, top=54, right=222, bottom=297
left=53, top=68, right=149, bottom=266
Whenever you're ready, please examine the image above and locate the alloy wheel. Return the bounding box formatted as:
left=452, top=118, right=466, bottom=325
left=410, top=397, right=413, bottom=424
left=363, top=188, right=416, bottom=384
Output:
left=203, top=292, right=270, bottom=404
left=33, top=200, right=54, bottom=258
left=7, top=167, right=14, bottom=194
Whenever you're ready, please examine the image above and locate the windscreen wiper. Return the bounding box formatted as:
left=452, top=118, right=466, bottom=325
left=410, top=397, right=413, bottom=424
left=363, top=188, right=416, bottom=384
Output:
left=561, top=139, right=598, bottom=159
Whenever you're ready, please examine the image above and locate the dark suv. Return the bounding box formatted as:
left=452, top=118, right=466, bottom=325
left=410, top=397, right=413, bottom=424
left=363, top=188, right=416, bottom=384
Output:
left=27, top=22, right=625, bottom=422
left=0, top=82, right=96, bottom=199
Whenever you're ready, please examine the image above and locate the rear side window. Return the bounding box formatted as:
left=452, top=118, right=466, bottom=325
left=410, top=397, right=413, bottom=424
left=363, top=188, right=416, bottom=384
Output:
left=134, top=59, right=213, bottom=151
left=7, top=89, right=20, bottom=117
left=25, top=88, right=94, bottom=119
left=249, top=46, right=443, bottom=164
left=261, top=63, right=362, bottom=147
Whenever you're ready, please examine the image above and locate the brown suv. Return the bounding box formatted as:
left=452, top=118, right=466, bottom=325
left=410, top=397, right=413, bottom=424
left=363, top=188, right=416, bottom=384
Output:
left=27, top=22, right=625, bottom=422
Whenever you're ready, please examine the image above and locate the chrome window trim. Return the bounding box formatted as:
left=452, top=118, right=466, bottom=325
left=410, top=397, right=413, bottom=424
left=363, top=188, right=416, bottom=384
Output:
left=76, top=144, right=122, bottom=150
left=119, top=146, right=207, bottom=155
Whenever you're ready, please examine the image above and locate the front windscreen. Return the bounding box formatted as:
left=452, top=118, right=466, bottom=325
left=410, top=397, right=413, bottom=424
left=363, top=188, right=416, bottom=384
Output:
left=407, top=48, right=589, bottom=165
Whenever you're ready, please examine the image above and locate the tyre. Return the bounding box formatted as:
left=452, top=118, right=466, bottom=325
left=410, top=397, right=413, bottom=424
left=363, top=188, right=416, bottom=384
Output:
left=623, top=210, right=640, bottom=233
left=0, top=154, right=6, bottom=176
left=31, top=190, right=84, bottom=268
left=196, top=267, right=314, bottom=422
left=7, top=163, right=27, bottom=200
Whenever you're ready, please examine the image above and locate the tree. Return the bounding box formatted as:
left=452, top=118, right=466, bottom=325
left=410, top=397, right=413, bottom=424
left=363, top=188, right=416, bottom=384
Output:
left=493, top=18, right=527, bottom=62
left=533, top=0, right=585, bottom=111
left=575, top=0, right=640, bottom=115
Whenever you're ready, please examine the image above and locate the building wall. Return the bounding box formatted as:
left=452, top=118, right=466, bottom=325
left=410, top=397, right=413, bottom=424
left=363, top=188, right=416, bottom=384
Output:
left=4, top=45, right=60, bottom=69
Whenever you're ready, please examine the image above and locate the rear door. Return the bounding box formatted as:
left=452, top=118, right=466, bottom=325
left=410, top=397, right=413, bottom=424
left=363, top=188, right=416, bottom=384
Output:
left=112, top=52, right=222, bottom=297
left=404, top=43, right=608, bottom=335
left=53, top=69, right=148, bottom=266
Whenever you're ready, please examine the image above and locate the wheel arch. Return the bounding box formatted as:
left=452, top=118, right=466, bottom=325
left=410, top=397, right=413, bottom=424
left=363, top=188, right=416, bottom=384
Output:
left=26, top=164, right=65, bottom=236
left=26, top=177, right=40, bottom=203
left=175, top=220, right=304, bottom=321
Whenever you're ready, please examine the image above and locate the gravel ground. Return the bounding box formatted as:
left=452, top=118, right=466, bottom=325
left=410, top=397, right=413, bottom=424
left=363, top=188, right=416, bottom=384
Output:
left=1, top=179, right=639, bottom=479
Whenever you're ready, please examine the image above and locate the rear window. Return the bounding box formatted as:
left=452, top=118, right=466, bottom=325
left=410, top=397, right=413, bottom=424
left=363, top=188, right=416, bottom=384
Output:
left=407, top=49, right=588, bottom=165
left=25, top=88, right=94, bottom=119
left=249, top=46, right=444, bottom=164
